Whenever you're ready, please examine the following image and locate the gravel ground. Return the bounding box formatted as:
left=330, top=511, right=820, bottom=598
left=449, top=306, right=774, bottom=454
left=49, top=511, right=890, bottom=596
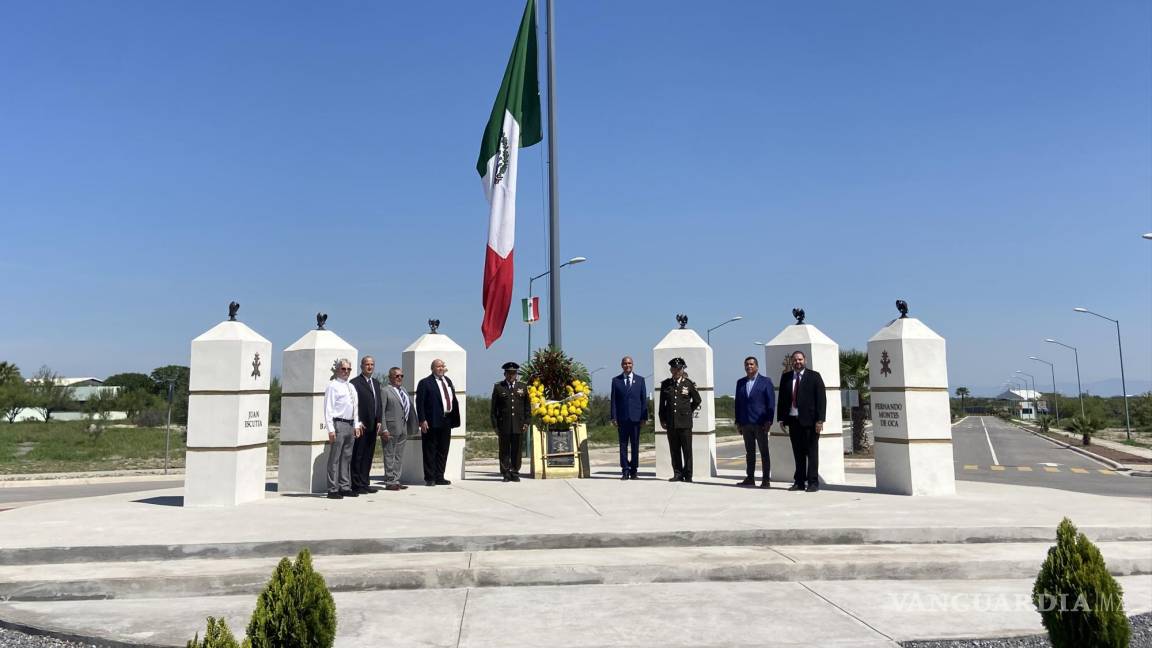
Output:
left=901, top=612, right=1152, bottom=647
left=0, top=626, right=101, bottom=648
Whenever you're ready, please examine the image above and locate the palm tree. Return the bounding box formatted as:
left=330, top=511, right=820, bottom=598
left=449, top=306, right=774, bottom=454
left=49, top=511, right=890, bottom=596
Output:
left=840, top=349, right=870, bottom=451
left=955, top=387, right=970, bottom=416
left=0, top=362, right=21, bottom=385
left=1066, top=415, right=1102, bottom=446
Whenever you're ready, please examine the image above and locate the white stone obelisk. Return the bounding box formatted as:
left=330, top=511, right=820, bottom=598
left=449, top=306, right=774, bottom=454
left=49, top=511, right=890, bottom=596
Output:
left=185, top=304, right=272, bottom=507
left=763, top=316, right=845, bottom=486
left=869, top=306, right=955, bottom=496
left=652, top=318, right=716, bottom=479
left=401, top=322, right=467, bottom=483
left=279, top=319, right=357, bottom=494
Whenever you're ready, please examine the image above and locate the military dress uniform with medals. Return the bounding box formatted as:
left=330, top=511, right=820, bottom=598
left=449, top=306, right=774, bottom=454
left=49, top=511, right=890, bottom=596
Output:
left=490, top=362, right=530, bottom=481
left=658, top=357, right=702, bottom=482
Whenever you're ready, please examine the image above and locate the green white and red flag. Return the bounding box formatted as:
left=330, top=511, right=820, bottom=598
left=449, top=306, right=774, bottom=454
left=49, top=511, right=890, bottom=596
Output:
left=522, top=297, right=540, bottom=323
left=478, top=0, right=543, bottom=348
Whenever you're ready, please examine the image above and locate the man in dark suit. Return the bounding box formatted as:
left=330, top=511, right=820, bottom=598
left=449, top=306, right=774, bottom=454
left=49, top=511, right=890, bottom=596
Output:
left=490, top=361, right=529, bottom=482
left=735, top=356, right=775, bottom=488
left=658, top=357, right=701, bottom=482
left=777, top=350, right=827, bottom=492
left=416, top=358, right=460, bottom=486
left=349, top=356, right=383, bottom=494
left=610, top=356, right=648, bottom=480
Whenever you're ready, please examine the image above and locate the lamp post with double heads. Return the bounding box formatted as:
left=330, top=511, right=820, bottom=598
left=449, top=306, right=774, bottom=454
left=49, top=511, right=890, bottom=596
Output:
left=526, top=256, right=586, bottom=360
left=1045, top=338, right=1084, bottom=418
left=706, top=315, right=743, bottom=345
left=1074, top=307, right=1132, bottom=440
left=1029, top=356, right=1060, bottom=424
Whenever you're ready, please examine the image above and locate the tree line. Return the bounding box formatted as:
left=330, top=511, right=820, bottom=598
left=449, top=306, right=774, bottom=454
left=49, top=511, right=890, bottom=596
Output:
left=0, top=361, right=192, bottom=425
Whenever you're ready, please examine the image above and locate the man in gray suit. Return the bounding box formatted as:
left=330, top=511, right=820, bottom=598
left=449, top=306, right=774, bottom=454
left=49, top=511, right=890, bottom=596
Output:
left=379, top=366, right=417, bottom=491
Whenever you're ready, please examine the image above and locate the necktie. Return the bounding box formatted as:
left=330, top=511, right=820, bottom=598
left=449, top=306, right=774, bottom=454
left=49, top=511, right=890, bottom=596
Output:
left=397, top=387, right=409, bottom=419
left=626, top=375, right=631, bottom=389
left=792, top=373, right=800, bottom=410
left=439, top=377, right=452, bottom=412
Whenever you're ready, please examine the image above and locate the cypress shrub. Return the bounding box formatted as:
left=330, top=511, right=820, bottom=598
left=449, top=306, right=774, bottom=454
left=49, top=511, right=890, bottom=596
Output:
left=246, top=548, right=336, bottom=648
left=1032, top=518, right=1130, bottom=647
left=187, top=616, right=244, bottom=648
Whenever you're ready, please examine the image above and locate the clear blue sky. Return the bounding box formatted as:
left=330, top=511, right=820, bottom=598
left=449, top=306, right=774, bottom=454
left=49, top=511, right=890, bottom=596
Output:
left=2, top=0, right=1149, bottom=398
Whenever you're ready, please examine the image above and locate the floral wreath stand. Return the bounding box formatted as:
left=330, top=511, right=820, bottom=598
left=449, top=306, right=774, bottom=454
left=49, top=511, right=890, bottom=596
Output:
left=529, top=423, right=589, bottom=479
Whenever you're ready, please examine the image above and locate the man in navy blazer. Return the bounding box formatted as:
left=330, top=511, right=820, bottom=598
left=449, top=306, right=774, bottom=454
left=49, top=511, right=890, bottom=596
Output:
left=734, top=356, right=775, bottom=488
left=776, top=350, right=827, bottom=492
left=609, top=356, right=648, bottom=480
left=416, top=358, right=461, bottom=486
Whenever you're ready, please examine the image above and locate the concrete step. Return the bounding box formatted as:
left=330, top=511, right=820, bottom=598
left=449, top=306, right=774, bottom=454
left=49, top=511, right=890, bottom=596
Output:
left=4, top=525, right=1151, bottom=566
left=2, top=541, right=1148, bottom=601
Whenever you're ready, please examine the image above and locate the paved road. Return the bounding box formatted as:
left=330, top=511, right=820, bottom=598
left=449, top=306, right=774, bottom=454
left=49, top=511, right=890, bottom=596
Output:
left=716, top=416, right=1151, bottom=498
left=0, top=480, right=179, bottom=509
left=951, top=415, right=1150, bottom=498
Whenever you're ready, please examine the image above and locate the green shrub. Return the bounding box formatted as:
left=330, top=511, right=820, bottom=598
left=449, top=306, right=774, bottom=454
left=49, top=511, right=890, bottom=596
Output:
left=187, top=616, right=245, bottom=648
left=246, top=548, right=336, bottom=648
left=1032, top=518, right=1130, bottom=647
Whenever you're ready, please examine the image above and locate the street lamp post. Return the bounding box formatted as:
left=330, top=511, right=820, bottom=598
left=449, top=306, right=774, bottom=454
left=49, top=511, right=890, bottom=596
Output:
left=527, top=256, right=586, bottom=359
left=1045, top=339, right=1084, bottom=417
left=1029, top=356, right=1060, bottom=424
left=706, top=315, right=743, bottom=345
left=1015, top=370, right=1039, bottom=416
left=1074, top=307, right=1132, bottom=440
left=153, top=378, right=177, bottom=475
left=1015, top=370, right=1036, bottom=399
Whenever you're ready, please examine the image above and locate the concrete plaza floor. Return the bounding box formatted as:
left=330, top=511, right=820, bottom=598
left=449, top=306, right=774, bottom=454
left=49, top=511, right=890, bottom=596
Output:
left=0, top=463, right=1149, bottom=647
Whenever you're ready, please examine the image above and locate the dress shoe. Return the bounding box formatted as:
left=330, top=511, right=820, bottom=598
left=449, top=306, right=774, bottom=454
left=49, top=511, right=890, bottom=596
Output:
left=340, top=490, right=358, bottom=497
left=806, top=484, right=820, bottom=493
left=787, top=483, right=804, bottom=491
left=385, top=484, right=402, bottom=491
left=435, top=479, right=452, bottom=486
left=682, top=476, right=693, bottom=483
left=326, top=492, right=343, bottom=500
left=510, top=474, right=520, bottom=482
left=737, top=477, right=756, bottom=487
left=425, top=481, right=436, bottom=487
left=621, top=475, right=629, bottom=480
left=759, top=481, right=771, bottom=489
left=628, top=473, right=638, bottom=480
left=362, top=486, right=379, bottom=494
left=398, top=484, right=409, bottom=490
left=503, top=475, right=512, bottom=482
left=668, top=475, right=683, bottom=482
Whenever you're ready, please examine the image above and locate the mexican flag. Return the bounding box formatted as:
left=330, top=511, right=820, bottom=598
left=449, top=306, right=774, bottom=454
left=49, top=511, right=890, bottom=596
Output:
left=522, top=297, right=540, bottom=323
left=478, top=0, right=543, bottom=348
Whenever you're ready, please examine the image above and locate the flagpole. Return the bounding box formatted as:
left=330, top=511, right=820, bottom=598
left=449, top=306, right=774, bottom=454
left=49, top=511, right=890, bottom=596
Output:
left=544, top=0, right=562, bottom=350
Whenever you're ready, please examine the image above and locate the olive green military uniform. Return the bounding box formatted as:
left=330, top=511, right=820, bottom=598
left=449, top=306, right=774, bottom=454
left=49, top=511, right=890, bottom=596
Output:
left=659, top=376, right=702, bottom=480
left=490, top=379, right=530, bottom=478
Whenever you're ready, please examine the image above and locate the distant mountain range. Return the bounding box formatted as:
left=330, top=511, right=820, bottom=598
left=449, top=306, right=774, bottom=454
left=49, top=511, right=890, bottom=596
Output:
left=968, top=378, right=1152, bottom=398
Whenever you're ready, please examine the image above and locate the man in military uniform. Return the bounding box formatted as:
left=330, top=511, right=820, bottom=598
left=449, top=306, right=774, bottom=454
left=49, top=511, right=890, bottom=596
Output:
left=658, top=357, right=702, bottom=482
left=490, top=361, right=530, bottom=482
